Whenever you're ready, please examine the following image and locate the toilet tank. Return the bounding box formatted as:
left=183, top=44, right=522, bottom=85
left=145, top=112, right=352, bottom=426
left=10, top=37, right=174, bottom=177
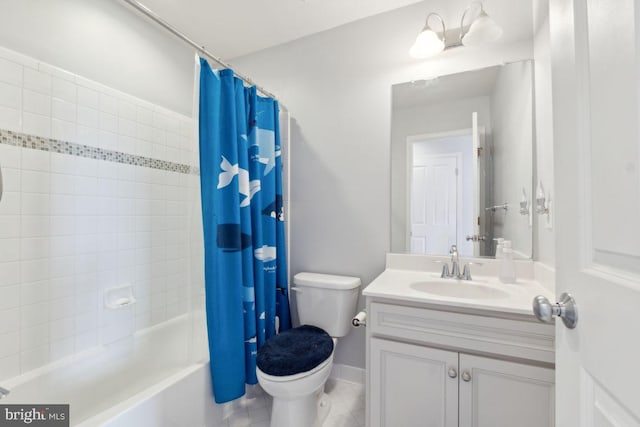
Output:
left=293, top=272, right=361, bottom=338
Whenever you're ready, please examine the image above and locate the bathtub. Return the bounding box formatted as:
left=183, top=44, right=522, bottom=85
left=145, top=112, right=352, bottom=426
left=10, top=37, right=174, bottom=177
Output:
left=88, top=362, right=227, bottom=427
left=2, top=314, right=215, bottom=426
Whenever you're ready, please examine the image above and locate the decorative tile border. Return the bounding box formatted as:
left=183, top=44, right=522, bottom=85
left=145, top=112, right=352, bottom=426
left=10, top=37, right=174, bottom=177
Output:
left=0, top=129, right=199, bottom=175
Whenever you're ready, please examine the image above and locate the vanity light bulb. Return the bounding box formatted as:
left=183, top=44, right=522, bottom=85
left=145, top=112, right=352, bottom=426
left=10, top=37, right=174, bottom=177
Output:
left=409, top=28, right=445, bottom=59
left=461, top=10, right=503, bottom=47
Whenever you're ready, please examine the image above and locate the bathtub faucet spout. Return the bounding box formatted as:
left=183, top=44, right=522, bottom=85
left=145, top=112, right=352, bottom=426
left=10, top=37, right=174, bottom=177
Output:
left=0, top=386, right=9, bottom=399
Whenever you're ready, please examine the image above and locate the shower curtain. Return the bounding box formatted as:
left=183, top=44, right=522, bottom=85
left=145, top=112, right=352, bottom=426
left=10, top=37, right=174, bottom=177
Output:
left=197, top=58, right=291, bottom=403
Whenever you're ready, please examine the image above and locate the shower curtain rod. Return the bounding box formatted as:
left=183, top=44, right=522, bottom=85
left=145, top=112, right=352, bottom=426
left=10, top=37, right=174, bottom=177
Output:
left=120, top=0, right=282, bottom=103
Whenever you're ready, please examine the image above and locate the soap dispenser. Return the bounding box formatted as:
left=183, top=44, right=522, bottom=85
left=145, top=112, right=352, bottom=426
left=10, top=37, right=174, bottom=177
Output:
left=493, top=238, right=505, bottom=259
left=499, top=240, right=516, bottom=283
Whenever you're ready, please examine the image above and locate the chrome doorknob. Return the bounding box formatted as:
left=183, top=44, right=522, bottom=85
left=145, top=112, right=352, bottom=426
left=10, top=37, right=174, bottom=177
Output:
left=532, top=292, right=578, bottom=329
left=461, top=371, right=471, bottom=382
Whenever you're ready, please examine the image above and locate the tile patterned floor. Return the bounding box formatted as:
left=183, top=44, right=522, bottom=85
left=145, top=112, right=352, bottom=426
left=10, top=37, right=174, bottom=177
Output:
left=323, top=379, right=366, bottom=427
left=220, top=378, right=365, bottom=427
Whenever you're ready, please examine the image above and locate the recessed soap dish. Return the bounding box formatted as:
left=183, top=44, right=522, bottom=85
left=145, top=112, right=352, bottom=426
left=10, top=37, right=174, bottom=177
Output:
left=104, top=285, right=137, bottom=309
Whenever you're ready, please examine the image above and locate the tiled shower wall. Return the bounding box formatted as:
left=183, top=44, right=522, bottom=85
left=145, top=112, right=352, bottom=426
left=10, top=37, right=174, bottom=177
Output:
left=0, top=46, right=204, bottom=381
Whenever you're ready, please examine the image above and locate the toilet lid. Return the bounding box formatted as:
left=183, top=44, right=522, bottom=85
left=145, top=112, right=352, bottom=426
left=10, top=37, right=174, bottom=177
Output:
left=257, top=325, right=334, bottom=377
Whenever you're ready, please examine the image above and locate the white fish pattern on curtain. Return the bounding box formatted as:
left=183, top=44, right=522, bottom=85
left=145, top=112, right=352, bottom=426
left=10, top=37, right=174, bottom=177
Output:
left=217, top=156, right=261, bottom=207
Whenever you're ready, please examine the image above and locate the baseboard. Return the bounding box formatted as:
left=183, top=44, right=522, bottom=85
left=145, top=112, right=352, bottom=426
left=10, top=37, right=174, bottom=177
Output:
left=329, top=363, right=365, bottom=385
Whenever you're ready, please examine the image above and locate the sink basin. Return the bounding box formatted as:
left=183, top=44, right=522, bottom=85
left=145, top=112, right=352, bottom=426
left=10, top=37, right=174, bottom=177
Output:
left=410, top=280, right=510, bottom=299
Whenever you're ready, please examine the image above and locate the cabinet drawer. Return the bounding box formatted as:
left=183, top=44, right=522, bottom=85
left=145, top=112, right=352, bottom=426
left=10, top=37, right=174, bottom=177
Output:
left=369, top=302, right=555, bottom=364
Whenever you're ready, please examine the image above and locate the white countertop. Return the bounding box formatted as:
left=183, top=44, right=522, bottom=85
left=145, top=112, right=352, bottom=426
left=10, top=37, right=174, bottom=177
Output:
left=362, top=267, right=555, bottom=317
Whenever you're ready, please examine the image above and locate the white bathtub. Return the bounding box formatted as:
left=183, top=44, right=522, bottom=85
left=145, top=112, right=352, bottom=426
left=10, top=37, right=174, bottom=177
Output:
left=3, top=314, right=214, bottom=426
left=93, top=362, right=224, bottom=427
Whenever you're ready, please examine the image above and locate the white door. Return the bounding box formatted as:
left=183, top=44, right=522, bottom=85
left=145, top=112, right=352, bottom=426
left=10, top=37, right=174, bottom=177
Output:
left=458, top=354, right=555, bottom=427
left=369, top=338, right=458, bottom=427
left=410, top=154, right=458, bottom=254
left=550, top=0, right=640, bottom=424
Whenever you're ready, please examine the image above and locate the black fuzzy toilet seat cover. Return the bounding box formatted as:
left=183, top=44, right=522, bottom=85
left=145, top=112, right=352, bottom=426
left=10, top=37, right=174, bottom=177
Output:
left=257, top=325, right=334, bottom=376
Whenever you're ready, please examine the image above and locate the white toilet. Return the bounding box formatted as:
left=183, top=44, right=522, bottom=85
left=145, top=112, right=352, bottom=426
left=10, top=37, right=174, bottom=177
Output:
left=256, top=272, right=361, bottom=427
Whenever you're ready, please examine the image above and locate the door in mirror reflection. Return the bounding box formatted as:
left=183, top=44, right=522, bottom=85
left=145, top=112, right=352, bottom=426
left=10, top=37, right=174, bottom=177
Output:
left=409, top=132, right=471, bottom=256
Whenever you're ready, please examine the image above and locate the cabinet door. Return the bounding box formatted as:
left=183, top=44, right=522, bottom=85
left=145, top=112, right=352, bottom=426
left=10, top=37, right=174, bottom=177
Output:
left=458, top=354, right=555, bottom=427
left=369, top=338, right=458, bottom=427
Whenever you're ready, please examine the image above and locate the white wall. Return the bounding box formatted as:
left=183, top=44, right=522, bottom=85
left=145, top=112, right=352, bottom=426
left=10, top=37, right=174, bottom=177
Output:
left=532, top=0, right=555, bottom=266
left=233, top=2, right=533, bottom=368
left=490, top=61, right=534, bottom=257
left=0, top=0, right=195, bottom=116
left=391, top=96, right=492, bottom=254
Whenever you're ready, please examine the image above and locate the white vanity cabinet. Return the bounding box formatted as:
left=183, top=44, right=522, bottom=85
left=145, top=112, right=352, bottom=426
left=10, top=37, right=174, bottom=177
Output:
left=370, top=338, right=459, bottom=427
left=458, top=354, right=554, bottom=427
left=366, top=300, right=555, bottom=427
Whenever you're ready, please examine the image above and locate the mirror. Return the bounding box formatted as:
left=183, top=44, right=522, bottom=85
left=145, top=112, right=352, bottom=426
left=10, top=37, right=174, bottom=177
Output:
left=390, top=60, right=533, bottom=258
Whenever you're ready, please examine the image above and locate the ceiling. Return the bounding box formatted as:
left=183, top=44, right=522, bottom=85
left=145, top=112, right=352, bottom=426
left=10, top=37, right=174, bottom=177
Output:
left=131, top=0, right=426, bottom=59
left=393, top=65, right=501, bottom=109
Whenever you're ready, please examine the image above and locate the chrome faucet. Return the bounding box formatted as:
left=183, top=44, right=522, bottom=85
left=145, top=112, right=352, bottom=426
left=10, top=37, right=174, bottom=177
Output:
left=0, top=386, right=10, bottom=399
left=449, top=245, right=461, bottom=278
left=440, top=245, right=482, bottom=280
left=440, top=245, right=461, bottom=278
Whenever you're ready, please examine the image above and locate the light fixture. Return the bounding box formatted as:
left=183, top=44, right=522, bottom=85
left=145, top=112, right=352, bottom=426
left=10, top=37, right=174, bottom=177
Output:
left=409, top=13, right=446, bottom=59
left=460, top=1, right=503, bottom=46
left=410, top=1, right=503, bottom=59
left=535, top=182, right=549, bottom=215
left=535, top=182, right=553, bottom=229
left=519, top=187, right=530, bottom=216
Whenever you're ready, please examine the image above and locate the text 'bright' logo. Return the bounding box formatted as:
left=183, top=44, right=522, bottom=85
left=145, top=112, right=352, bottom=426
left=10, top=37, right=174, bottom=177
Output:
left=1, top=405, right=69, bottom=426
left=4, top=407, right=47, bottom=423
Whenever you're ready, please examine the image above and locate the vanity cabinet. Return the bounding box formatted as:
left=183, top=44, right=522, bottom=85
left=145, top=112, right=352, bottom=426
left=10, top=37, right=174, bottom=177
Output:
left=366, top=301, right=555, bottom=427
left=458, top=354, right=554, bottom=427
left=370, top=338, right=459, bottom=427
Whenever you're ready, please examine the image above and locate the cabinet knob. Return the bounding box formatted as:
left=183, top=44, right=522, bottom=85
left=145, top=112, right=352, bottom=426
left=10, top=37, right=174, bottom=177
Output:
left=447, top=367, right=457, bottom=378
left=461, top=371, right=472, bottom=382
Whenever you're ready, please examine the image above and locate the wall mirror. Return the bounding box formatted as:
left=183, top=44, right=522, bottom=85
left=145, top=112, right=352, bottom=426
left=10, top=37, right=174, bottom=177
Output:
left=390, top=60, right=534, bottom=258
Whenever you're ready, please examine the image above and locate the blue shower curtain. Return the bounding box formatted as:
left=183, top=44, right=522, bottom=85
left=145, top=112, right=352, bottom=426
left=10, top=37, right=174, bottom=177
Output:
left=198, top=58, right=291, bottom=404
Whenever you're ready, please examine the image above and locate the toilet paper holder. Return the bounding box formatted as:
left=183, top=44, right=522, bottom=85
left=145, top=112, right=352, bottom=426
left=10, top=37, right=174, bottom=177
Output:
left=352, top=310, right=367, bottom=327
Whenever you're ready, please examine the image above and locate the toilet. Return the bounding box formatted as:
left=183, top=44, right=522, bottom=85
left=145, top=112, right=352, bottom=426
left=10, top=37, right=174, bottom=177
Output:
left=256, top=272, right=361, bottom=427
